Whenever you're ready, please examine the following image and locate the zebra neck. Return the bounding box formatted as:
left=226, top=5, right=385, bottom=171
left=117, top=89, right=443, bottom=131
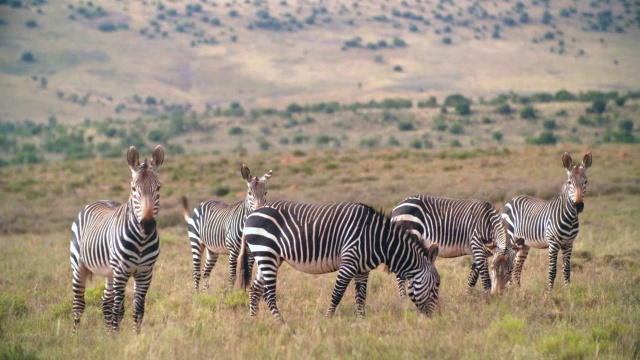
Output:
left=125, top=198, right=149, bottom=240
left=553, top=191, right=579, bottom=221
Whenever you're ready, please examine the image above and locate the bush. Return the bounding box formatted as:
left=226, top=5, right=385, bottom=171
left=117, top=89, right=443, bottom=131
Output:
left=444, top=94, right=471, bottom=108
left=588, top=99, right=607, bottom=114
left=98, top=21, right=117, bottom=32
left=455, top=103, right=471, bottom=116
left=619, top=119, right=634, bottom=132
left=417, top=97, right=438, bottom=108
left=496, top=103, right=512, bottom=115
left=397, top=121, right=415, bottom=131
left=228, top=126, right=243, bottom=135
left=25, top=19, right=37, bottom=28
left=492, top=131, right=503, bottom=141
left=359, top=137, right=380, bottom=148
left=543, top=120, right=557, bottom=130
left=528, top=131, right=557, bottom=145
left=450, top=124, right=464, bottom=134
left=20, top=52, right=35, bottom=62
left=555, top=90, right=576, bottom=101
left=520, top=106, right=537, bottom=120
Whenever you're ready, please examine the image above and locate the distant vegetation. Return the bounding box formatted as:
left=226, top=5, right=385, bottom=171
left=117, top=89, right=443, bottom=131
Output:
left=1, top=89, right=638, bottom=166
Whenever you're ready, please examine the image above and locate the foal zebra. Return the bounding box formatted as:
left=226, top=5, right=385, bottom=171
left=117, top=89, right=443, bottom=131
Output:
left=391, top=195, right=520, bottom=295
left=182, top=164, right=272, bottom=291
left=238, top=201, right=440, bottom=322
left=502, top=151, right=592, bottom=292
left=70, top=146, right=164, bottom=333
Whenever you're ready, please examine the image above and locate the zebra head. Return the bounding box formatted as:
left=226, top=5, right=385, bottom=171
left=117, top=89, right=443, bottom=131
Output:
left=562, top=151, right=592, bottom=213
left=240, top=164, right=273, bottom=211
left=127, top=146, right=164, bottom=236
left=489, top=218, right=524, bottom=294
left=407, top=242, right=440, bottom=316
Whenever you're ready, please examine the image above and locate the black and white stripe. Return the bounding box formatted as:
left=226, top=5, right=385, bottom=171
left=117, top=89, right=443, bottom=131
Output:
left=70, top=146, right=164, bottom=333
left=391, top=195, right=518, bottom=295
left=237, top=200, right=440, bottom=322
left=502, top=152, right=592, bottom=291
left=182, top=164, right=272, bottom=292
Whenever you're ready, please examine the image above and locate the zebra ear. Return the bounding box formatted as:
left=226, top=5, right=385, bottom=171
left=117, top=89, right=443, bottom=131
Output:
left=127, top=146, right=140, bottom=171
left=263, top=170, right=273, bottom=181
left=426, top=244, right=438, bottom=263
left=562, top=152, right=573, bottom=171
left=151, top=145, right=164, bottom=168
left=581, top=151, right=592, bottom=169
left=241, top=164, right=252, bottom=182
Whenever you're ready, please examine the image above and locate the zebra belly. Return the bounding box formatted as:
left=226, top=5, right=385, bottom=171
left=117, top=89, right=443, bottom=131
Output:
left=429, top=242, right=470, bottom=258
left=205, top=243, right=230, bottom=254
left=88, top=264, right=115, bottom=278
left=284, top=257, right=342, bottom=274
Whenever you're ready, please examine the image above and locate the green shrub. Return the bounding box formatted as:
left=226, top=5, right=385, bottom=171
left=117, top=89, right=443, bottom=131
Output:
left=588, top=99, right=607, bottom=114
left=520, top=106, right=537, bottom=120
left=98, top=21, right=117, bottom=32
left=359, top=137, right=380, bottom=148
left=455, top=103, right=471, bottom=115
left=450, top=124, right=464, bottom=134
left=214, top=186, right=230, bottom=196
left=528, top=131, right=557, bottom=145
left=543, top=119, right=556, bottom=130
left=496, top=103, right=512, bottom=115
left=492, top=131, right=503, bottom=141
left=444, top=94, right=471, bottom=108
left=228, top=126, right=243, bottom=135
left=20, top=52, right=35, bottom=62
left=397, top=121, right=415, bottom=131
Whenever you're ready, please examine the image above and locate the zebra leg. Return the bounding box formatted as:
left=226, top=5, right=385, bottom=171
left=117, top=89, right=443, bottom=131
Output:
left=512, top=245, right=530, bottom=287
left=132, top=270, right=153, bottom=333
left=561, top=245, right=574, bottom=286
left=325, top=264, right=357, bottom=318
left=249, top=273, right=265, bottom=317
left=71, top=263, right=90, bottom=334
left=226, top=249, right=239, bottom=292
left=101, top=277, right=114, bottom=331
left=202, top=249, right=219, bottom=290
left=354, top=272, right=369, bottom=318
left=547, top=243, right=560, bottom=292
left=396, top=276, right=407, bottom=299
left=466, top=262, right=479, bottom=293
left=478, top=258, right=491, bottom=292
left=260, top=258, right=283, bottom=322
left=191, top=241, right=205, bottom=291
left=111, top=271, right=129, bottom=331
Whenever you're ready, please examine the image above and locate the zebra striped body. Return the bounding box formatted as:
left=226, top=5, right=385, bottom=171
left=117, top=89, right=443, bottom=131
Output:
left=391, top=195, right=516, bottom=294
left=183, top=165, right=272, bottom=291
left=502, top=151, right=592, bottom=291
left=70, top=146, right=164, bottom=333
left=238, top=200, right=440, bottom=322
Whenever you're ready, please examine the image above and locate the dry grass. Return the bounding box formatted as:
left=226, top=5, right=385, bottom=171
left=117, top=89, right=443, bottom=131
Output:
left=0, top=143, right=639, bottom=359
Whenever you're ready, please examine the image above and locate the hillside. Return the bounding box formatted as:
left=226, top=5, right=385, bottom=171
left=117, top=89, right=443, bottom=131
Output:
left=1, top=0, right=639, bottom=124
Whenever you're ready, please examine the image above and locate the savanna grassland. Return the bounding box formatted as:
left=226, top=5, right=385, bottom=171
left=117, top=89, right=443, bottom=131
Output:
left=1, top=144, right=639, bottom=359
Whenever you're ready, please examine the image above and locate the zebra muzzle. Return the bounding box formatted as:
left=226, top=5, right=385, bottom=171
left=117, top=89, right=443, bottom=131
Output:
left=140, top=218, right=157, bottom=234
left=575, top=202, right=584, bottom=213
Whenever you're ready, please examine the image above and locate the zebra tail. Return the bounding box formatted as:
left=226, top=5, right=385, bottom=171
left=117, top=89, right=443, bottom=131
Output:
left=180, top=196, right=190, bottom=223
left=237, top=233, right=250, bottom=290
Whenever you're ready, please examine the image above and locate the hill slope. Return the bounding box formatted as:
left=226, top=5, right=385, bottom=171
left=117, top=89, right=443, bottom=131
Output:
left=1, top=0, right=639, bottom=124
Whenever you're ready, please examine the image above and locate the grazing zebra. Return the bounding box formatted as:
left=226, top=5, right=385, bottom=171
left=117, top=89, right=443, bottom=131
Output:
left=237, top=201, right=440, bottom=322
left=502, top=151, right=592, bottom=292
left=391, top=195, right=521, bottom=295
left=182, top=164, right=272, bottom=292
left=70, top=146, right=164, bottom=333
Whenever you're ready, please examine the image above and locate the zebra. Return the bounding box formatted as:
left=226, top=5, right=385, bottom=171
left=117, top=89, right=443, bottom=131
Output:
left=237, top=200, right=440, bottom=322
left=70, top=145, right=164, bottom=333
left=182, top=164, right=272, bottom=292
left=502, top=151, right=592, bottom=292
left=390, top=195, right=522, bottom=295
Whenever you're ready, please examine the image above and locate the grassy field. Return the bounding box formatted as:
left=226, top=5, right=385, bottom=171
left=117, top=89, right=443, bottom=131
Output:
left=1, top=143, right=639, bottom=359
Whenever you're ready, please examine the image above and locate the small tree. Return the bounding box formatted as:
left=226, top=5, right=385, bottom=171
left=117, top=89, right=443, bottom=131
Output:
left=21, top=52, right=36, bottom=62
left=589, top=99, right=607, bottom=114
left=520, top=106, right=537, bottom=120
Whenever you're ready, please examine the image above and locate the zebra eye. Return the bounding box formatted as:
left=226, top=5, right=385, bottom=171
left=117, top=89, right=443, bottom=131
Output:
left=132, top=186, right=137, bottom=192
left=248, top=191, right=253, bottom=196
left=157, top=185, right=162, bottom=191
